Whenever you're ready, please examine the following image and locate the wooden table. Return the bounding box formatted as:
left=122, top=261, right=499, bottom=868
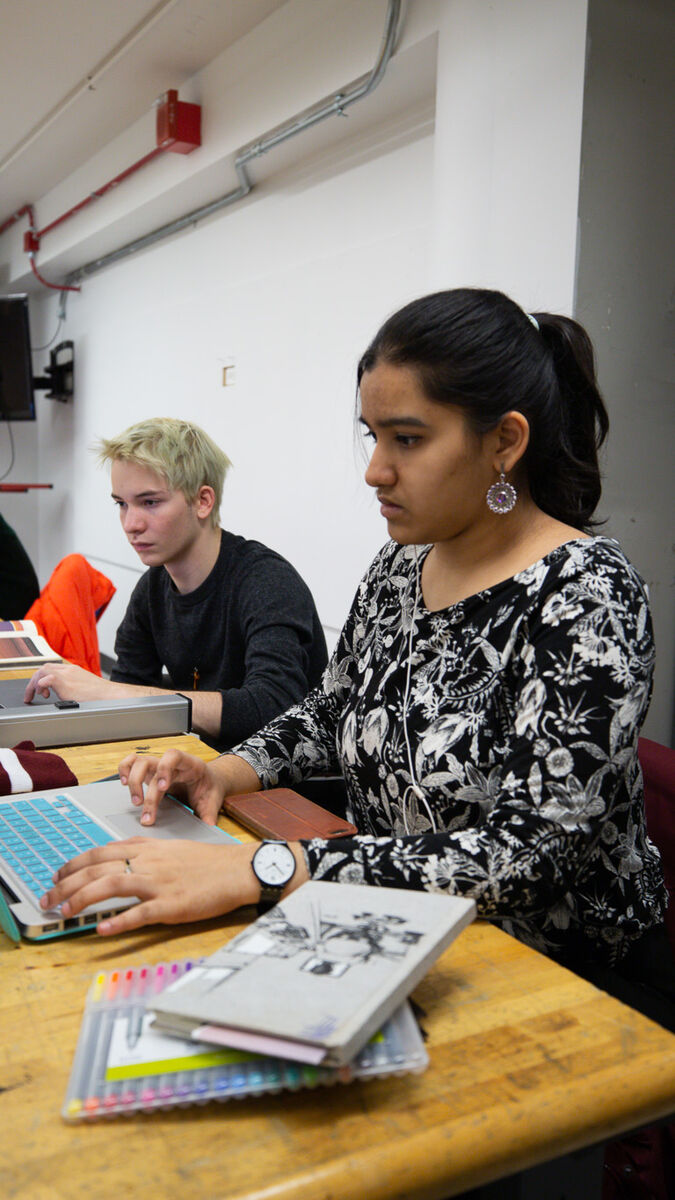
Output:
left=1, top=737, right=675, bottom=1200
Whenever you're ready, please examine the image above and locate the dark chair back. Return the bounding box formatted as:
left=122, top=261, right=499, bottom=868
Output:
left=639, top=736, right=675, bottom=952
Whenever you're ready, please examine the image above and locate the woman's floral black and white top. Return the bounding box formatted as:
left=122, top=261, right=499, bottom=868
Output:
left=234, top=536, right=666, bottom=967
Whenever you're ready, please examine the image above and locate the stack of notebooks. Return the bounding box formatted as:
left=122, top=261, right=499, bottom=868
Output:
left=63, top=881, right=476, bottom=1119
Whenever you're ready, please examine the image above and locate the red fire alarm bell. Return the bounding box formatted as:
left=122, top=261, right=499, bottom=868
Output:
left=156, top=90, right=201, bottom=154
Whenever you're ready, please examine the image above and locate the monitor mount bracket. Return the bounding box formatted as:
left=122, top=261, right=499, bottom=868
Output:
left=33, top=340, right=74, bottom=403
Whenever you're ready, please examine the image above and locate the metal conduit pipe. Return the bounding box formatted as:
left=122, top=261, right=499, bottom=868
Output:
left=66, top=0, right=401, bottom=287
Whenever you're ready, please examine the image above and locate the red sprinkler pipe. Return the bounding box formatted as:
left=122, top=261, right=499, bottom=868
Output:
left=21, top=144, right=167, bottom=291
left=0, top=90, right=200, bottom=294
left=37, top=145, right=166, bottom=239
left=0, top=203, right=35, bottom=237
left=27, top=253, right=80, bottom=293
left=0, top=202, right=80, bottom=291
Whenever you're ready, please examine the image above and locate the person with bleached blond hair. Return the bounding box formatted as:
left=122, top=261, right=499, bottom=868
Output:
left=25, top=417, right=327, bottom=750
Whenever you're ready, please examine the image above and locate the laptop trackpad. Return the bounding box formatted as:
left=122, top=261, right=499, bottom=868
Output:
left=106, top=806, right=195, bottom=840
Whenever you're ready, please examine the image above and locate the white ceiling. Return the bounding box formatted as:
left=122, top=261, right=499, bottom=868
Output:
left=0, top=0, right=287, bottom=216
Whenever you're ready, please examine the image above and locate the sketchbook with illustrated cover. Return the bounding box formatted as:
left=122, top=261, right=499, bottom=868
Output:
left=150, top=881, right=476, bottom=1067
left=0, top=620, right=62, bottom=667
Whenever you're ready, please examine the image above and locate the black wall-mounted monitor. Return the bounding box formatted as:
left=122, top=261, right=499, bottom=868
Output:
left=0, top=294, right=35, bottom=421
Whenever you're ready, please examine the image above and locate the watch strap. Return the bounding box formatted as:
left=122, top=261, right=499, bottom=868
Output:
left=256, top=883, right=284, bottom=915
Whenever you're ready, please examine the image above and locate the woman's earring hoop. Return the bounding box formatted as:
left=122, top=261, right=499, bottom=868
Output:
left=486, top=466, right=517, bottom=515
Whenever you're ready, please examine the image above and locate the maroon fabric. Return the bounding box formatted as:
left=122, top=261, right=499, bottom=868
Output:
left=0, top=740, right=78, bottom=795
left=603, top=1125, right=675, bottom=1200
left=603, top=738, right=675, bottom=1200
left=639, top=736, right=675, bottom=951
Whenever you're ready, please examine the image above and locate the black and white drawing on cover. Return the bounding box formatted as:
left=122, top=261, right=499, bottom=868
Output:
left=150, top=881, right=476, bottom=1066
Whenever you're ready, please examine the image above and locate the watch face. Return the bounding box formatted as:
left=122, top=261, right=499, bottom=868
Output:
left=253, top=841, right=296, bottom=887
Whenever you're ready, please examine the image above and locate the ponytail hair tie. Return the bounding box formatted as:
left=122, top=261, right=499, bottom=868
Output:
left=526, top=313, right=540, bottom=331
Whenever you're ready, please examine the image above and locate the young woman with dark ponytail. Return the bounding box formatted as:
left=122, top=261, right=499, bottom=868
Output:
left=43, top=289, right=673, bottom=1029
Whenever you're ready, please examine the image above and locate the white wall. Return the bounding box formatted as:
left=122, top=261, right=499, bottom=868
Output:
left=431, top=0, right=588, bottom=311
left=22, top=0, right=441, bottom=657
left=33, top=127, right=434, bottom=656
left=0, top=421, right=40, bottom=570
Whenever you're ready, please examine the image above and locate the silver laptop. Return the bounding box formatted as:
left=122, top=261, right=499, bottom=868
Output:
left=0, top=677, right=191, bottom=747
left=0, top=779, right=237, bottom=942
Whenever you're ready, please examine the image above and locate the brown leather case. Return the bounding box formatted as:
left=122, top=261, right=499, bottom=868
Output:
left=222, top=788, right=357, bottom=841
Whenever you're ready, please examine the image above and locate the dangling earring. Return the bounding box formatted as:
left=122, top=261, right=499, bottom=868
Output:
left=486, top=463, right=517, bottom=514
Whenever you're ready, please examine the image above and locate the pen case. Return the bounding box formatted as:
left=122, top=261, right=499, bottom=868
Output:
left=222, top=788, right=357, bottom=841
left=62, top=959, right=428, bottom=1121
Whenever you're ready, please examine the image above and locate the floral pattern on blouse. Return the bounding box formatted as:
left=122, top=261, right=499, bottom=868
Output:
left=233, top=537, right=665, bottom=967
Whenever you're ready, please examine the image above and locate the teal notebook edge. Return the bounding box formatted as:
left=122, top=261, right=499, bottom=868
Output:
left=0, top=888, right=21, bottom=943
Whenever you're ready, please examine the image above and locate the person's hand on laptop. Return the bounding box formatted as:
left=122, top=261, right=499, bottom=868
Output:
left=35, top=745, right=312, bottom=935
left=38, top=833, right=309, bottom=935
left=38, top=837, right=307, bottom=935
left=118, top=749, right=262, bottom=828
left=24, top=661, right=115, bottom=703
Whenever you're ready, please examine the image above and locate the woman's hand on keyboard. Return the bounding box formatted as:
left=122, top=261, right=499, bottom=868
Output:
left=38, top=837, right=308, bottom=935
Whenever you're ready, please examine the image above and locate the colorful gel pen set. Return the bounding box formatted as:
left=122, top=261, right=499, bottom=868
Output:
left=62, top=959, right=428, bottom=1121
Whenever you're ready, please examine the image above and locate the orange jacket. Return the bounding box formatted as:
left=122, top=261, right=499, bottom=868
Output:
left=25, top=554, right=115, bottom=675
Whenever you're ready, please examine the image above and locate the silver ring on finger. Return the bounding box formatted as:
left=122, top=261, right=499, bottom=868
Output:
left=124, top=858, right=133, bottom=874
